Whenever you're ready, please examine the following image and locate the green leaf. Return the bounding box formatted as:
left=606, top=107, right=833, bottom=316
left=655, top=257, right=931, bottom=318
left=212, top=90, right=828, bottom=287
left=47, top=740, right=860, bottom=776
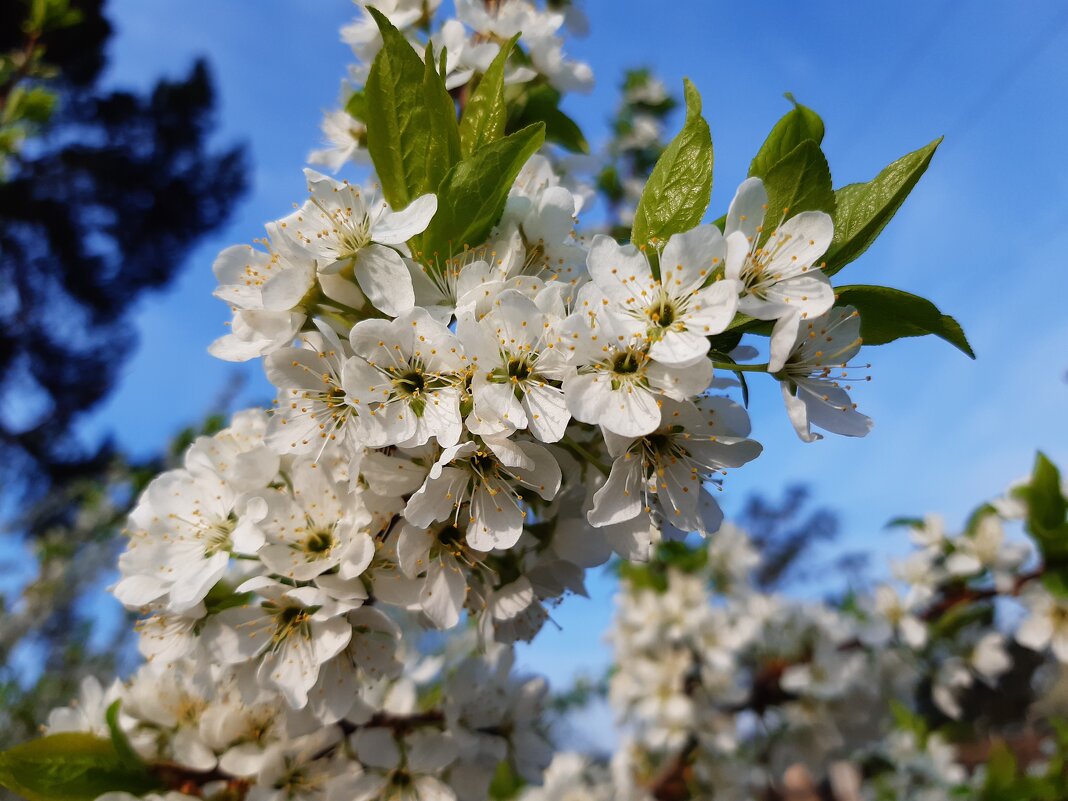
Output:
left=885, top=516, right=925, bottom=530
left=824, top=137, right=941, bottom=277
left=0, top=733, right=160, bottom=801
left=888, top=700, right=927, bottom=742
left=344, top=89, right=366, bottom=121
left=488, top=759, right=526, bottom=799
left=506, top=83, right=588, bottom=154
left=421, top=42, right=461, bottom=195
left=748, top=93, right=825, bottom=179
left=1042, top=570, right=1068, bottom=599
left=104, top=702, right=143, bottom=771
left=760, top=138, right=835, bottom=240
left=631, top=78, right=713, bottom=250
left=418, top=123, right=545, bottom=269
left=983, top=741, right=1018, bottom=795
left=834, top=285, right=974, bottom=357
left=364, top=8, right=457, bottom=207
left=460, top=34, right=519, bottom=157
left=1025, top=453, right=1068, bottom=566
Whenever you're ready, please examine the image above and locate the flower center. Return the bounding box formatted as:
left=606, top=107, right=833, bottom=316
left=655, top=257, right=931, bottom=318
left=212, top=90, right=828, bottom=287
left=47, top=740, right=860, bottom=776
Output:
left=507, top=354, right=533, bottom=382
left=302, top=528, right=335, bottom=556
left=611, top=347, right=645, bottom=375
left=266, top=602, right=313, bottom=645
left=337, top=217, right=372, bottom=260
left=392, top=369, right=426, bottom=397
left=438, top=524, right=463, bottom=547
left=203, top=515, right=238, bottom=556
left=648, top=297, right=677, bottom=328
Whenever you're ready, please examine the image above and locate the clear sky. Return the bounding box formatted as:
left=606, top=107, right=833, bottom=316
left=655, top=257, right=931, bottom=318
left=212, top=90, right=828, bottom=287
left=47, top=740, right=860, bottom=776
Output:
left=82, top=0, right=1068, bottom=745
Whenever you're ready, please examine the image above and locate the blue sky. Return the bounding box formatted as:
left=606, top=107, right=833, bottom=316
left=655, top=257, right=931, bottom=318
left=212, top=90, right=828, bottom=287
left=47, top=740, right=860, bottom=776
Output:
left=81, top=0, right=1068, bottom=741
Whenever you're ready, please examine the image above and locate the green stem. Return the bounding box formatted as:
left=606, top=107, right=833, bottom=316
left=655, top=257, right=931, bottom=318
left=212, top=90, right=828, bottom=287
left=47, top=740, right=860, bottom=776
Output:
left=712, top=361, right=769, bottom=373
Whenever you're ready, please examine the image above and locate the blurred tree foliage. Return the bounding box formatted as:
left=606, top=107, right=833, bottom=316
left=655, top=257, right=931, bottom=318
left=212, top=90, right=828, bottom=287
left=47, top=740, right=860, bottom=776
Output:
left=0, top=0, right=246, bottom=764
left=0, top=0, right=247, bottom=494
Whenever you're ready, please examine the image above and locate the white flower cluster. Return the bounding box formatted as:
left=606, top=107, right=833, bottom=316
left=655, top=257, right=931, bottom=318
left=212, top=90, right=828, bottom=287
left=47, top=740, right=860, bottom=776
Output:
left=579, top=482, right=1068, bottom=801
left=609, top=545, right=900, bottom=794
left=186, top=2, right=879, bottom=714
left=49, top=640, right=552, bottom=801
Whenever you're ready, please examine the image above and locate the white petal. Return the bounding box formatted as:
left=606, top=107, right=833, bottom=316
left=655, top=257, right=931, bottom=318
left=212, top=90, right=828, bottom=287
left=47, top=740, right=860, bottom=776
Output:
left=407, top=730, right=459, bottom=773
left=523, top=382, right=570, bottom=442
left=467, top=482, right=523, bottom=551
left=404, top=467, right=467, bottom=528
left=352, top=727, right=401, bottom=770
left=510, top=442, right=561, bottom=500
left=354, top=244, right=416, bottom=317
left=660, top=224, right=727, bottom=296
left=373, top=194, right=438, bottom=245
left=781, top=380, right=820, bottom=442
left=420, top=558, right=467, bottom=629
left=586, top=235, right=654, bottom=311
left=588, top=456, right=643, bottom=527
left=725, top=177, right=767, bottom=240
left=649, top=328, right=710, bottom=368
left=261, top=264, right=315, bottom=311
left=768, top=313, right=803, bottom=373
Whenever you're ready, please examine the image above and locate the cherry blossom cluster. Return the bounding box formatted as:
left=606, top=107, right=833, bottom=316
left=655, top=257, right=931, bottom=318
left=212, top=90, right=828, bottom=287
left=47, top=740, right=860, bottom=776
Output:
left=183, top=0, right=881, bottom=703
left=203, top=156, right=868, bottom=554
left=48, top=632, right=551, bottom=801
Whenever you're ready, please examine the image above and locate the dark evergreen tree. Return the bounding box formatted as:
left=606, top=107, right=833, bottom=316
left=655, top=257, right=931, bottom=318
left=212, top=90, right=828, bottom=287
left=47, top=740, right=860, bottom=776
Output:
left=0, top=0, right=247, bottom=495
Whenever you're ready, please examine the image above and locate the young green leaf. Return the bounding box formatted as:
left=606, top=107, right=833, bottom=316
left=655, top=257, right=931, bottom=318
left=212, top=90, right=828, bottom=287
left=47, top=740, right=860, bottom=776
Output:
left=834, top=284, right=974, bottom=357
left=104, top=701, right=143, bottom=771
left=506, top=83, right=588, bottom=154
left=460, top=34, right=519, bottom=157
left=422, top=42, right=462, bottom=193
left=419, top=123, right=545, bottom=271
left=344, top=89, right=366, bottom=121
left=0, top=733, right=160, bottom=801
left=364, top=8, right=458, bottom=207
left=760, top=139, right=835, bottom=241
left=824, top=137, right=942, bottom=276
left=748, top=93, right=825, bottom=179
left=1025, top=453, right=1068, bottom=556
left=983, top=741, right=1019, bottom=796
left=631, top=78, right=713, bottom=250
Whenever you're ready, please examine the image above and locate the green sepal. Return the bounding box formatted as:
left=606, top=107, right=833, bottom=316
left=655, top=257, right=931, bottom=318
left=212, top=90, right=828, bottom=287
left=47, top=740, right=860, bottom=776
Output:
left=885, top=516, right=926, bottom=530
left=631, top=78, right=713, bottom=251
left=982, top=741, right=1018, bottom=798
left=834, top=284, right=974, bottom=357
left=824, top=137, right=942, bottom=276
